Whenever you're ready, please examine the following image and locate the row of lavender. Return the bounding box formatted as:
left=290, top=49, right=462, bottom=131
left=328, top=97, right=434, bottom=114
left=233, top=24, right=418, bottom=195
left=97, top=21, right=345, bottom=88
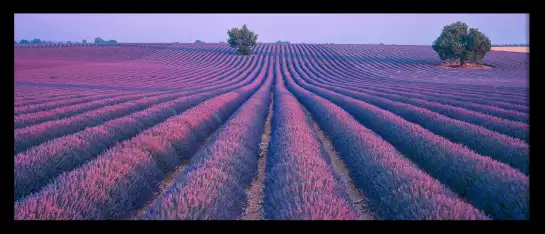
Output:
left=14, top=55, right=271, bottom=219
left=13, top=47, right=272, bottom=155
left=14, top=54, right=270, bottom=202
left=280, top=50, right=528, bottom=219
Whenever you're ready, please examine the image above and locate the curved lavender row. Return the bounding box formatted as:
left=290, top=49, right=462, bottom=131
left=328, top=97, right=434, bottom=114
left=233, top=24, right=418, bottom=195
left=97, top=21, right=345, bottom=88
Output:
left=14, top=90, right=228, bottom=201
left=313, top=44, right=527, bottom=90
left=15, top=92, right=104, bottom=107
left=338, top=87, right=529, bottom=142
left=15, top=91, right=138, bottom=115
left=14, top=87, right=115, bottom=102
left=348, top=84, right=528, bottom=114
left=14, top=60, right=268, bottom=220
left=262, top=61, right=359, bottom=220
left=283, top=64, right=489, bottom=220
left=14, top=47, right=233, bottom=89
left=138, top=65, right=273, bottom=220
left=302, top=44, right=527, bottom=98
left=293, top=45, right=529, bottom=118
left=286, top=57, right=529, bottom=219
left=361, top=86, right=528, bottom=123
left=288, top=56, right=529, bottom=174
left=291, top=45, right=529, bottom=142
left=14, top=54, right=269, bottom=201
left=13, top=93, right=179, bottom=155
left=367, top=84, right=528, bottom=107
left=13, top=53, right=265, bottom=154
left=14, top=91, right=169, bottom=129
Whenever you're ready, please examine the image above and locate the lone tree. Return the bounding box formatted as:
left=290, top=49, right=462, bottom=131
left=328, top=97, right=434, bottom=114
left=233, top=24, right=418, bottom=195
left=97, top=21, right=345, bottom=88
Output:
left=82, top=39, right=87, bottom=43
left=195, top=40, right=204, bottom=43
left=227, top=24, right=258, bottom=55
left=19, top=39, right=30, bottom=44
left=432, top=21, right=492, bottom=66
left=31, top=38, right=42, bottom=44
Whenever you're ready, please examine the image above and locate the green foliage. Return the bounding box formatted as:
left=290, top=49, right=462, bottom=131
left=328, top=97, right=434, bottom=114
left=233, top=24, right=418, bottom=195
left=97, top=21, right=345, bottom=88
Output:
left=83, top=39, right=87, bottom=43
left=95, top=37, right=105, bottom=44
left=227, top=24, right=258, bottom=55
left=19, top=40, right=30, bottom=44
left=107, top=40, right=117, bottom=44
left=276, top=40, right=290, bottom=44
left=195, top=40, right=204, bottom=43
left=432, top=21, right=492, bottom=65
left=31, top=38, right=42, bottom=44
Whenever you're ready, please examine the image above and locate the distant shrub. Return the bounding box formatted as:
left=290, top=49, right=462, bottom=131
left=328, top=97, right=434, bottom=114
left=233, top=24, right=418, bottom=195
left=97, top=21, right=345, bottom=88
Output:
left=82, top=39, right=87, bottom=44
left=227, top=24, right=258, bottom=55
left=276, top=40, right=290, bottom=44
left=31, top=38, right=42, bottom=44
left=195, top=40, right=204, bottom=43
left=432, top=21, right=491, bottom=66
left=19, top=40, right=30, bottom=44
left=379, top=43, right=384, bottom=45
left=107, top=40, right=117, bottom=44
left=95, top=37, right=105, bottom=44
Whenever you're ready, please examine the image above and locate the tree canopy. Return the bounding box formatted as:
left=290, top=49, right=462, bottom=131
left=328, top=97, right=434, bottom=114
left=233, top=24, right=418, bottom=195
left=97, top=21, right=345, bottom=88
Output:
left=227, top=24, right=258, bottom=55
left=432, top=21, right=492, bottom=66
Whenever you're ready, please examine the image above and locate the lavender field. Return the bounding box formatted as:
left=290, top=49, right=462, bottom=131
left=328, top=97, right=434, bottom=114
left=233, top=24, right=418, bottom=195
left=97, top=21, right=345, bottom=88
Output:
left=13, top=43, right=529, bottom=220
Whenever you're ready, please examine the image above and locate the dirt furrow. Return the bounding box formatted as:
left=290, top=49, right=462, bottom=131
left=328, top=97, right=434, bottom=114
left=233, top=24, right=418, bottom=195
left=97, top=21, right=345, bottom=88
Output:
left=241, top=92, right=273, bottom=220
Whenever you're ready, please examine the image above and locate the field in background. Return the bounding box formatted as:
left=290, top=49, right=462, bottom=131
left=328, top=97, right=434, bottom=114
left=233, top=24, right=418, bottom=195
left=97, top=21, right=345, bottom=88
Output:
left=13, top=43, right=529, bottom=220
left=492, top=46, right=530, bottom=53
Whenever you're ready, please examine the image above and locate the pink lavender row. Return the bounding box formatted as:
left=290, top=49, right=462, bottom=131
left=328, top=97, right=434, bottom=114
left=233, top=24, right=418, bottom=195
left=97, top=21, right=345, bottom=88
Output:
left=283, top=66, right=489, bottom=220
left=14, top=87, right=103, bottom=101
left=364, top=86, right=528, bottom=123
left=14, top=55, right=270, bottom=200
left=14, top=91, right=168, bottom=129
left=14, top=89, right=223, bottom=200
left=15, top=91, right=137, bottom=116
left=138, top=67, right=273, bottom=220
left=290, top=45, right=529, bottom=142
left=14, top=65, right=268, bottom=220
left=15, top=92, right=105, bottom=107
left=291, top=47, right=528, bottom=143
left=313, top=44, right=528, bottom=88
left=351, top=84, right=528, bottom=114
left=13, top=54, right=267, bottom=154
left=299, top=44, right=528, bottom=98
left=14, top=93, right=180, bottom=154
left=343, top=87, right=529, bottom=143
left=292, top=45, right=528, bottom=119
left=289, top=66, right=528, bottom=219
left=295, top=47, right=529, bottom=124
left=262, top=62, right=359, bottom=220
left=288, top=57, right=529, bottom=174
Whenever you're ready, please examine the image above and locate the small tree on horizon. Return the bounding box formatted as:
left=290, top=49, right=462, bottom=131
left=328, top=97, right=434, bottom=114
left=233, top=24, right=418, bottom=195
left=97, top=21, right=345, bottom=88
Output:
left=95, top=37, right=105, bottom=44
left=19, top=39, right=30, bottom=44
left=83, top=39, right=87, bottom=43
left=195, top=40, right=204, bottom=43
left=31, top=38, right=42, bottom=44
left=432, top=21, right=491, bottom=66
left=227, top=24, right=258, bottom=55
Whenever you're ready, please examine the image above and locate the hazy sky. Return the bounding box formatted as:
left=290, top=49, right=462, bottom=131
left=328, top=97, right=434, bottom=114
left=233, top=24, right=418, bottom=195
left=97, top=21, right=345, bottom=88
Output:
left=14, top=14, right=529, bottom=45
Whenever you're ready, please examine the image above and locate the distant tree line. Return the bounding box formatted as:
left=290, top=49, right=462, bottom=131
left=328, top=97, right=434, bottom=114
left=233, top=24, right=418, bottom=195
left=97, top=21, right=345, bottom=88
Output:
left=276, top=40, right=290, bottom=44
left=15, top=37, right=118, bottom=45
